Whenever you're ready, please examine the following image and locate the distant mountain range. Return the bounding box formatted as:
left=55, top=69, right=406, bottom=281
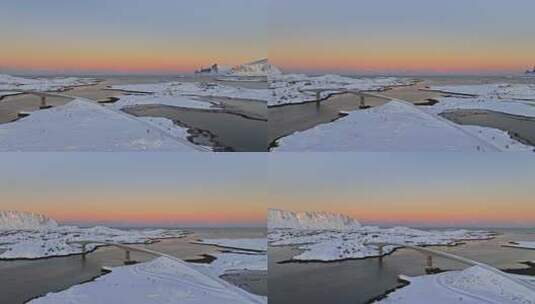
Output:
left=195, top=59, right=281, bottom=77
left=268, top=209, right=361, bottom=230
left=0, top=210, right=58, bottom=231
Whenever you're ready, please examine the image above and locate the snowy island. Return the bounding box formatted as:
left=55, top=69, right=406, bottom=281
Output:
left=0, top=210, right=187, bottom=260
left=268, top=209, right=494, bottom=262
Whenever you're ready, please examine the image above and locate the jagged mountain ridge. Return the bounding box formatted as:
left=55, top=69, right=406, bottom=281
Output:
left=269, top=209, right=361, bottom=230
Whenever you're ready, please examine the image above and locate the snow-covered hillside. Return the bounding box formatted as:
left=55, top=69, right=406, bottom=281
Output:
left=268, top=209, right=361, bottom=230
left=272, top=100, right=532, bottom=152
left=30, top=256, right=266, bottom=304
left=230, top=59, right=281, bottom=77
left=0, top=210, right=58, bottom=231
left=377, top=266, right=535, bottom=304
left=0, top=99, right=202, bottom=152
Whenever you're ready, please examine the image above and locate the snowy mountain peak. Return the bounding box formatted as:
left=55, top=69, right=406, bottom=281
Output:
left=268, top=209, right=361, bottom=230
left=230, top=58, right=281, bottom=76
left=0, top=210, right=58, bottom=231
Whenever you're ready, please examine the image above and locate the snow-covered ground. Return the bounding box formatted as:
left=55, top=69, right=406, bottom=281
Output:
left=504, top=241, right=535, bottom=251
left=111, top=95, right=216, bottom=110
left=0, top=99, right=203, bottom=151
left=29, top=256, right=266, bottom=304
left=0, top=225, right=186, bottom=259
left=268, top=210, right=493, bottom=262
left=0, top=74, right=97, bottom=92
left=192, top=238, right=267, bottom=252
left=429, top=83, right=535, bottom=101
left=112, top=81, right=270, bottom=103
left=424, top=96, right=535, bottom=118
left=273, top=79, right=535, bottom=151
left=0, top=211, right=187, bottom=259
left=376, top=266, right=535, bottom=304
left=191, top=238, right=267, bottom=276
left=269, top=74, right=414, bottom=106
left=273, top=100, right=531, bottom=152
left=269, top=227, right=493, bottom=262
left=1, top=211, right=266, bottom=303
left=269, top=209, right=361, bottom=230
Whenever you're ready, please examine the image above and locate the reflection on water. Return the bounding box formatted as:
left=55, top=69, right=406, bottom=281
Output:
left=0, top=228, right=266, bottom=304
left=269, top=229, right=535, bottom=304
left=124, top=104, right=268, bottom=152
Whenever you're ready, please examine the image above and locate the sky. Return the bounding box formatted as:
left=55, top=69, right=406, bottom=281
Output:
left=269, top=153, right=535, bottom=228
left=269, top=0, right=535, bottom=75
left=3, top=1, right=534, bottom=76
left=1, top=153, right=534, bottom=228
left=0, top=153, right=267, bottom=227
left=0, top=0, right=267, bottom=75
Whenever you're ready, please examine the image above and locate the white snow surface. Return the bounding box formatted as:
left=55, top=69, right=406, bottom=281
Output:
left=269, top=209, right=361, bottom=231
left=111, top=95, right=216, bottom=110
left=0, top=99, right=201, bottom=151
left=0, top=224, right=186, bottom=259
left=377, top=266, right=535, bottom=304
left=273, top=100, right=529, bottom=152
left=269, top=73, right=414, bottom=106
left=112, top=81, right=270, bottom=102
left=29, top=256, right=266, bottom=304
left=425, top=96, right=535, bottom=118
left=0, top=210, right=58, bottom=231
left=192, top=238, right=267, bottom=252
left=268, top=213, right=494, bottom=261
left=505, top=241, right=535, bottom=250
left=202, top=252, right=267, bottom=277
left=0, top=74, right=97, bottom=92
left=430, top=83, right=535, bottom=101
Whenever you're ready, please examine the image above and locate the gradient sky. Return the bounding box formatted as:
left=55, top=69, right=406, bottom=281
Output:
left=269, top=154, right=535, bottom=228
left=0, top=153, right=267, bottom=227
left=270, top=0, right=535, bottom=75
left=0, top=0, right=267, bottom=74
